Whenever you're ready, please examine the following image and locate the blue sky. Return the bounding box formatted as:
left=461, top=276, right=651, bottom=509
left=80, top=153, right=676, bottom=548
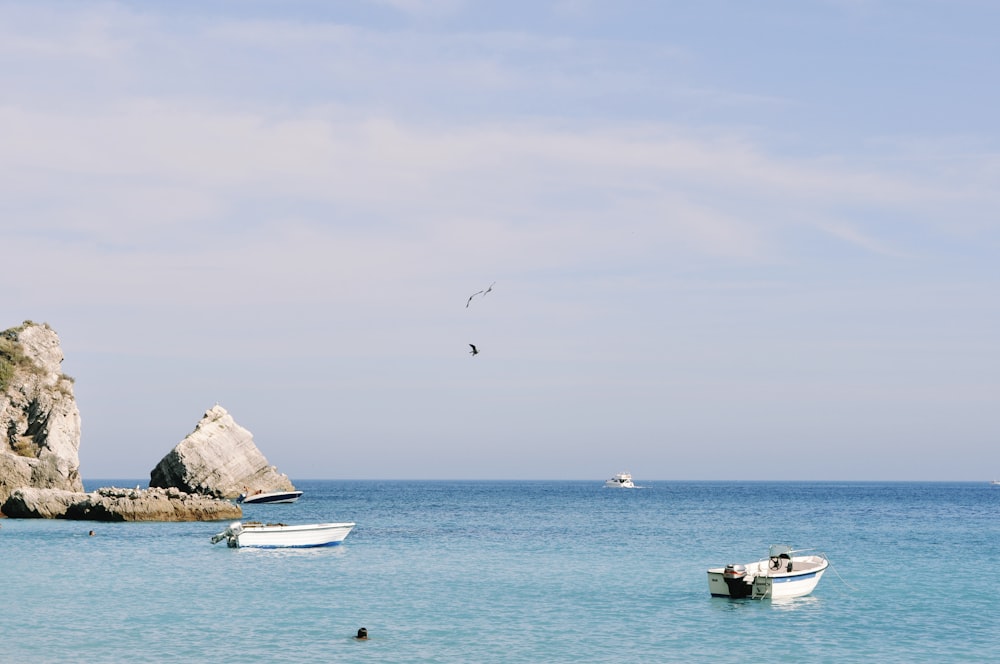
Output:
left=2, top=0, right=997, bottom=480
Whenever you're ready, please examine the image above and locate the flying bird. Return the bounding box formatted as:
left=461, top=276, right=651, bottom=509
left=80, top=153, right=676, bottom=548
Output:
left=465, top=281, right=495, bottom=307
left=465, top=290, right=484, bottom=308
left=469, top=344, right=479, bottom=356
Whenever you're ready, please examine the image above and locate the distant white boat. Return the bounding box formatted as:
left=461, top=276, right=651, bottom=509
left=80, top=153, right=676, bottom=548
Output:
left=211, top=521, right=355, bottom=548
left=604, top=472, right=635, bottom=488
left=707, top=545, right=829, bottom=600
left=991, top=480, right=1000, bottom=486
left=236, top=490, right=303, bottom=504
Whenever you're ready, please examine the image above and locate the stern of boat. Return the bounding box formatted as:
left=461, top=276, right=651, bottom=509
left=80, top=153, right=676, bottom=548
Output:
left=210, top=521, right=244, bottom=547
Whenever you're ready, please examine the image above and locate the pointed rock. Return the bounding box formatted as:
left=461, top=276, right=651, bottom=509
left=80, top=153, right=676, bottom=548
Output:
left=149, top=405, right=294, bottom=499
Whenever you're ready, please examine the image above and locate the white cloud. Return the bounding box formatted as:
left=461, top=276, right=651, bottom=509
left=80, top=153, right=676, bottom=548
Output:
left=0, top=4, right=136, bottom=59
left=2, top=95, right=993, bottom=268
left=816, top=221, right=911, bottom=258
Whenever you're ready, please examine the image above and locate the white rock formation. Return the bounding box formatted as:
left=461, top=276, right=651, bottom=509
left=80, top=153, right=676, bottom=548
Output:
left=149, top=405, right=294, bottom=499
left=0, top=322, right=84, bottom=507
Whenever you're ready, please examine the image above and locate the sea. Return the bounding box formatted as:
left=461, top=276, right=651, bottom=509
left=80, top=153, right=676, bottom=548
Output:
left=2, top=480, right=997, bottom=663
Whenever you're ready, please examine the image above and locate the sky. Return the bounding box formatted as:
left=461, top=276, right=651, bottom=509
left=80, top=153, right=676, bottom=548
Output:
left=2, top=0, right=998, bottom=481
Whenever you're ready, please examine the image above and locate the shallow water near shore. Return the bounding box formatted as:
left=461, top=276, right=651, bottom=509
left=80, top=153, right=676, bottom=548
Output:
left=3, top=480, right=997, bottom=662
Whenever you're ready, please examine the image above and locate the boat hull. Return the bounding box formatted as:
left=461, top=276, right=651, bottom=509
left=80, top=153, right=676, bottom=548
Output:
left=212, top=522, right=355, bottom=548
left=707, top=555, right=828, bottom=600
left=237, top=490, right=303, bottom=504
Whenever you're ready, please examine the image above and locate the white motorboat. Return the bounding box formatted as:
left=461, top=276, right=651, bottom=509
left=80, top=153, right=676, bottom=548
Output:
left=211, top=521, right=355, bottom=548
left=604, top=472, right=635, bottom=488
left=707, top=545, right=829, bottom=600
left=236, top=490, right=303, bottom=504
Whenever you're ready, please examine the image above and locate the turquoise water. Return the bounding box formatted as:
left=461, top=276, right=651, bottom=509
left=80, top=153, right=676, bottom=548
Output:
left=2, top=481, right=997, bottom=662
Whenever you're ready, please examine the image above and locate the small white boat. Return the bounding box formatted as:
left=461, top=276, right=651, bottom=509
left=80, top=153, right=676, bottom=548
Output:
left=707, top=545, right=829, bottom=600
left=236, top=490, right=303, bottom=504
left=211, top=521, right=355, bottom=548
left=604, top=472, right=635, bottom=488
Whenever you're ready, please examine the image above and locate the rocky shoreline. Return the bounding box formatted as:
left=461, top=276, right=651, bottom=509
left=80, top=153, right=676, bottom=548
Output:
left=1, top=321, right=295, bottom=522
left=3, top=486, right=242, bottom=521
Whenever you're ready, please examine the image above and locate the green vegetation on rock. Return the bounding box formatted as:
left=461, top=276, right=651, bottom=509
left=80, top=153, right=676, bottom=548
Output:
left=0, top=321, right=41, bottom=391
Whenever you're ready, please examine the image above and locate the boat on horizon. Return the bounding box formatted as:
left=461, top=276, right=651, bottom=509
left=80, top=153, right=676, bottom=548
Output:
left=210, top=521, right=355, bottom=548
left=604, top=471, right=635, bottom=488
left=236, top=490, right=304, bottom=504
left=707, top=545, right=829, bottom=600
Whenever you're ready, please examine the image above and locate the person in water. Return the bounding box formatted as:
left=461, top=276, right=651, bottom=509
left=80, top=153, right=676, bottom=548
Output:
left=355, top=628, right=368, bottom=640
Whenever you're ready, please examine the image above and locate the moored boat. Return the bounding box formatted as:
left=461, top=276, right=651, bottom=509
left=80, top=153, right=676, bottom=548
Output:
left=604, top=472, right=635, bottom=488
left=211, top=521, right=355, bottom=548
left=707, top=545, right=829, bottom=600
left=236, top=490, right=304, bottom=504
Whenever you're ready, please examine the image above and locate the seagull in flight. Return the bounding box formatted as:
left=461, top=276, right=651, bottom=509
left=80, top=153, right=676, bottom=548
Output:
left=469, top=344, right=479, bottom=356
left=465, top=290, right=483, bottom=308
left=465, top=281, right=496, bottom=307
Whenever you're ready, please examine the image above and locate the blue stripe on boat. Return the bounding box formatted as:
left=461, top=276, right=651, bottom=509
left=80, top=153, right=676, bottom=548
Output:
left=773, top=572, right=818, bottom=583
left=244, top=541, right=345, bottom=549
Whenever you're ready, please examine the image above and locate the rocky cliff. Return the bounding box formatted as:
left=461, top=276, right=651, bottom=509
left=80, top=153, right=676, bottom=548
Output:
left=0, top=321, right=84, bottom=507
left=150, top=405, right=295, bottom=499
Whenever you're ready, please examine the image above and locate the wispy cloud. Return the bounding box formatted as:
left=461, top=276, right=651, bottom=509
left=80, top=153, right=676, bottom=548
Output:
left=3, top=98, right=980, bottom=258
left=816, top=221, right=911, bottom=258
left=3, top=88, right=994, bottom=275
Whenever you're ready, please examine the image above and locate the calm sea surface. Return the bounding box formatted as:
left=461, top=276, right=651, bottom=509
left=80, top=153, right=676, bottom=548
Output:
left=2, top=480, right=997, bottom=663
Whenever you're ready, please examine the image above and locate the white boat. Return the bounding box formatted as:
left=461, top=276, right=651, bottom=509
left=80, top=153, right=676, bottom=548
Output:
left=707, top=545, right=829, bottom=600
left=211, top=521, right=355, bottom=548
left=236, top=490, right=303, bottom=504
left=604, top=472, right=635, bottom=488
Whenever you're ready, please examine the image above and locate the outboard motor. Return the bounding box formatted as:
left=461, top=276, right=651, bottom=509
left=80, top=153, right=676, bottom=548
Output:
left=723, top=564, right=753, bottom=598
